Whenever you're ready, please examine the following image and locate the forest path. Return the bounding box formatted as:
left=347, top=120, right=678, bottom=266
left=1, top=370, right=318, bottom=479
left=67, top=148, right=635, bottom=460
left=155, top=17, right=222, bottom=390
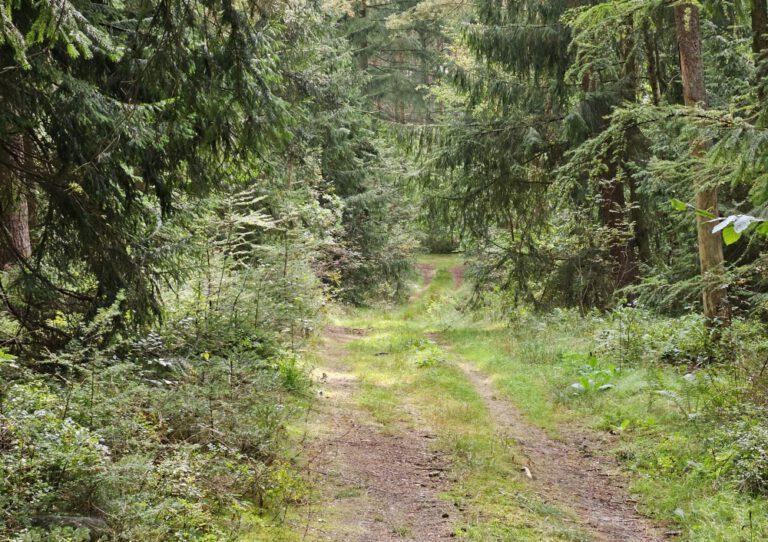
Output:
left=294, top=256, right=665, bottom=542
left=297, top=266, right=455, bottom=541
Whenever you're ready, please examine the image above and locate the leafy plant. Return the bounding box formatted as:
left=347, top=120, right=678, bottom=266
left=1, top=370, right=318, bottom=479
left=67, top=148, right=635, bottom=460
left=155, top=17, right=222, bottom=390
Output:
left=709, top=417, right=768, bottom=496
left=566, top=356, right=619, bottom=395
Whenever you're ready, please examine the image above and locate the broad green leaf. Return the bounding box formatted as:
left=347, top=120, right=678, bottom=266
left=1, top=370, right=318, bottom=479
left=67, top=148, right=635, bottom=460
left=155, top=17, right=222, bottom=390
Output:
left=721, top=225, right=741, bottom=245
left=695, top=208, right=717, bottom=220
left=670, top=198, right=687, bottom=211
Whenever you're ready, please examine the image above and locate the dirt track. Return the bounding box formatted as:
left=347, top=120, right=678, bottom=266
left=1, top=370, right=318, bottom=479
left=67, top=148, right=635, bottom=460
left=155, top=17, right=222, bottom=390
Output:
left=301, top=325, right=455, bottom=541
left=299, top=265, right=665, bottom=541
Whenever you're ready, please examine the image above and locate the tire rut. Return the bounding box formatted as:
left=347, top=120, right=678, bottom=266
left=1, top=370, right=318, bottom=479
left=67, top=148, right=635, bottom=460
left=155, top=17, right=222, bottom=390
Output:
left=303, top=263, right=666, bottom=542
left=434, top=335, right=668, bottom=542
left=421, top=263, right=668, bottom=541
left=300, top=325, right=455, bottom=541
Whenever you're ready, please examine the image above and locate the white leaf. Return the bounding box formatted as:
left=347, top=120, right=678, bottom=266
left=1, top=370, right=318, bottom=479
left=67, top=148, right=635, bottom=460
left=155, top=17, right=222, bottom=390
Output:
left=712, top=214, right=766, bottom=234
left=733, top=215, right=758, bottom=233
left=711, top=216, right=736, bottom=233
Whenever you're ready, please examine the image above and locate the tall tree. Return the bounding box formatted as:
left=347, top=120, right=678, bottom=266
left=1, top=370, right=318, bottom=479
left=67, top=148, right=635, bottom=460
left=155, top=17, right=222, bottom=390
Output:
left=674, top=2, right=729, bottom=324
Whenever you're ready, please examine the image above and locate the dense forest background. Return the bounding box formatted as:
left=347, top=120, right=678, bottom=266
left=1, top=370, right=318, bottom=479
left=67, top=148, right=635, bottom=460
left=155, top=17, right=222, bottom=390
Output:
left=4, top=0, right=768, bottom=540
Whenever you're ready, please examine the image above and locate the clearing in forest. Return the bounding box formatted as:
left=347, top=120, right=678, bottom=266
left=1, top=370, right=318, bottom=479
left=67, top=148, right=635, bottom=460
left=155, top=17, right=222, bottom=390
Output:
left=272, top=254, right=665, bottom=541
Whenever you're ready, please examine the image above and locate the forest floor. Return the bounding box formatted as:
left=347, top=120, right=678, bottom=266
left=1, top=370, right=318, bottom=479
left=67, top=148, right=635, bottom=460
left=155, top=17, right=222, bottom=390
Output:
left=268, top=255, right=668, bottom=541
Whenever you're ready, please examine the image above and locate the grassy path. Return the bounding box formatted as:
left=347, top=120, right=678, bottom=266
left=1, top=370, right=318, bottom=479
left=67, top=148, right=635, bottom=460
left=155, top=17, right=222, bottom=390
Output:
left=299, top=324, right=454, bottom=540
left=284, top=255, right=664, bottom=541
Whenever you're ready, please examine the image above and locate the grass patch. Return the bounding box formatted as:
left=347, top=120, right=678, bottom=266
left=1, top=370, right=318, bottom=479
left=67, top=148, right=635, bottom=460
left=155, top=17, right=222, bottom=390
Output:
left=418, top=257, right=768, bottom=541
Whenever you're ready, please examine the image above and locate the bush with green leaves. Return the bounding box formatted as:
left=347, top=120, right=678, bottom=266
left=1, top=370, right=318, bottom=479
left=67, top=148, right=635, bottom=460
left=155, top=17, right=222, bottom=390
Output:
left=0, top=231, right=317, bottom=540
left=707, top=414, right=768, bottom=496
left=593, top=306, right=718, bottom=366
left=0, top=344, right=309, bottom=540
left=0, top=383, right=109, bottom=536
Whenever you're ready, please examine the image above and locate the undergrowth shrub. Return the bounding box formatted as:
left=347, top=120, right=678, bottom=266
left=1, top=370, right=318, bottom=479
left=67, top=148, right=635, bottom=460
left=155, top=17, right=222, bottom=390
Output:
left=562, top=354, right=620, bottom=396
left=0, top=239, right=319, bottom=540
left=707, top=410, right=768, bottom=496
left=0, top=383, right=109, bottom=535
left=594, top=307, right=713, bottom=366
left=586, top=306, right=768, bottom=507
left=0, top=343, right=308, bottom=541
left=412, top=339, right=446, bottom=368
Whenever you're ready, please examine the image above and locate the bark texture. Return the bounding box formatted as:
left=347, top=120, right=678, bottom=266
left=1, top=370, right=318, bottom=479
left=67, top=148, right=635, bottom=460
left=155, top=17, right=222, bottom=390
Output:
left=674, top=3, right=729, bottom=324
left=599, top=161, right=636, bottom=289
left=1, top=132, right=32, bottom=267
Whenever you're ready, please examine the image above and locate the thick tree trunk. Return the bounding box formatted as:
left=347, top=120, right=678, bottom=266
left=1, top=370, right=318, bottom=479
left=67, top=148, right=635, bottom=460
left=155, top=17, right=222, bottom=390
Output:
left=675, top=5, right=707, bottom=106
left=599, top=163, right=636, bottom=289
left=593, top=18, right=640, bottom=291
left=1, top=132, right=32, bottom=266
left=581, top=63, right=638, bottom=292
left=674, top=3, right=729, bottom=324
left=6, top=196, right=31, bottom=260
left=695, top=189, right=727, bottom=321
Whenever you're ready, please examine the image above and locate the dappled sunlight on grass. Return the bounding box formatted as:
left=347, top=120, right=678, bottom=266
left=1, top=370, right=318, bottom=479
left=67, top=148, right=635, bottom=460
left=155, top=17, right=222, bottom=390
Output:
left=402, top=256, right=768, bottom=541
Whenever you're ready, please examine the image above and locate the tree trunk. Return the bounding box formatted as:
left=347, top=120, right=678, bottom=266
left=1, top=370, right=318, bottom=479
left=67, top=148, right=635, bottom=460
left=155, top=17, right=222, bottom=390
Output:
left=674, top=3, right=729, bottom=324
left=675, top=5, right=707, bottom=106
left=357, top=0, right=368, bottom=70
left=619, top=18, right=638, bottom=102
left=599, top=162, right=636, bottom=289
left=642, top=23, right=662, bottom=105
left=753, top=0, right=768, bottom=58
left=752, top=0, right=768, bottom=100
left=628, top=175, right=651, bottom=263
left=6, top=196, right=31, bottom=260
left=596, top=17, right=640, bottom=291
left=581, top=59, right=638, bottom=292
left=1, top=132, right=32, bottom=267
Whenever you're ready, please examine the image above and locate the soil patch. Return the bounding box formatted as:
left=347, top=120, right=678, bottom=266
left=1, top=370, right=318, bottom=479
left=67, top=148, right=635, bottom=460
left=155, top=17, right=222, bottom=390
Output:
left=450, top=265, right=464, bottom=288
left=300, top=325, right=456, bottom=541
left=416, top=263, right=436, bottom=287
